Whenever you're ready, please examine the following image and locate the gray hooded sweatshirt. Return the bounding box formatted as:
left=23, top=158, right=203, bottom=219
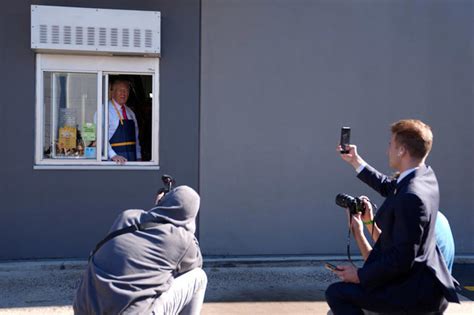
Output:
left=73, top=185, right=202, bottom=315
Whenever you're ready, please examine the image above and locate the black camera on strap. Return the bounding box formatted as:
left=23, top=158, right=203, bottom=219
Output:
left=335, top=193, right=376, bottom=266
left=157, top=174, right=175, bottom=195
left=154, top=175, right=175, bottom=205
left=335, top=193, right=366, bottom=215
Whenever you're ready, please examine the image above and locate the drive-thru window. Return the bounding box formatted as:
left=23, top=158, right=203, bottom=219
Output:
left=31, top=5, right=160, bottom=169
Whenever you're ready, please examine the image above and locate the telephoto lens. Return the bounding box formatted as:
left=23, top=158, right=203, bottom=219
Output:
left=335, top=193, right=365, bottom=215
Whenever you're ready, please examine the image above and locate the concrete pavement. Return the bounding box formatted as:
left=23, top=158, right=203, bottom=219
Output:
left=0, top=258, right=472, bottom=314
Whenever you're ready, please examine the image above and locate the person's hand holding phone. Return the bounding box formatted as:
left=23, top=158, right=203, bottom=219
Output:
left=325, top=262, right=361, bottom=283
left=332, top=264, right=361, bottom=284
left=325, top=262, right=342, bottom=272
left=337, top=144, right=364, bottom=169
left=337, top=127, right=365, bottom=170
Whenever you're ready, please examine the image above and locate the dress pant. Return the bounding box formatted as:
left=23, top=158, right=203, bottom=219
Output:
left=326, top=282, right=448, bottom=315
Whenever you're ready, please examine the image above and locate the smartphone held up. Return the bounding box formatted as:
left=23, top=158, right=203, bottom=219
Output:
left=340, top=127, right=351, bottom=154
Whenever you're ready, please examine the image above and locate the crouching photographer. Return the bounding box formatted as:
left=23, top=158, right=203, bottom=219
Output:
left=325, top=120, right=460, bottom=315
left=74, top=176, right=207, bottom=315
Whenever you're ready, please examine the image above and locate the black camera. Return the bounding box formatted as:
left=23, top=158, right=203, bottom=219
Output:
left=154, top=175, right=175, bottom=205
left=160, top=175, right=174, bottom=194
left=335, top=193, right=365, bottom=215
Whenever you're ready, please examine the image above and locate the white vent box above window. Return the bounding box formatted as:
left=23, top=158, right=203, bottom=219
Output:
left=31, top=5, right=160, bottom=57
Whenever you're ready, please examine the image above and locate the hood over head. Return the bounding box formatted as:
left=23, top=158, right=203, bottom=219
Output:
left=150, top=185, right=200, bottom=233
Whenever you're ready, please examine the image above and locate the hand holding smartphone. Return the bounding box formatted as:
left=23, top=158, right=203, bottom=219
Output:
left=340, top=127, right=351, bottom=154
left=325, top=262, right=341, bottom=272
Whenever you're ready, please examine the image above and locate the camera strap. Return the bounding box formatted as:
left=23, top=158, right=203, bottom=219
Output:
left=368, top=200, right=378, bottom=241
left=347, top=217, right=356, bottom=267
left=347, top=200, right=378, bottom=266
left=88, top=218, right=166, bottom=262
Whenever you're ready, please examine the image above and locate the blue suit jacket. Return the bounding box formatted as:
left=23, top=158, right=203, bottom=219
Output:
left=357, top=165, right=459, bottom=308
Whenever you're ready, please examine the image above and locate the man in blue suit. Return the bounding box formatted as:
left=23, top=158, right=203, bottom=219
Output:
left=326, top=119, right=460, bottom=314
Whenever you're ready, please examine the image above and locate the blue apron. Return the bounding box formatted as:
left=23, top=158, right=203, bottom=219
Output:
left=110, top=118, right=137, bottom=161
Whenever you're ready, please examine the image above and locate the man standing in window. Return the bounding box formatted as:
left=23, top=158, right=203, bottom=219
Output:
left=108, top=79, right=141, bottom=164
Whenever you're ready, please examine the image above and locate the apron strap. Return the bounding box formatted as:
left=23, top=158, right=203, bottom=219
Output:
left=111, top=99, right=125, bottom=125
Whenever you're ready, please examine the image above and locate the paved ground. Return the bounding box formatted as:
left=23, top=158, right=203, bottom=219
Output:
left=0, top=259, right=472, bottom=314
left=452, top=263, right=474, bottom=301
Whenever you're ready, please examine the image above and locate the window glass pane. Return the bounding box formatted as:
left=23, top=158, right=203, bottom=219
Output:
left=43, top=72, right=98, bottom=159
left=106, top=74, right=153, bottom=162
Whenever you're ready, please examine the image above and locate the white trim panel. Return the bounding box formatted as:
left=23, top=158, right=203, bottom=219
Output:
left=34, top=53, right=160, bottom=169
left=31, top=5, right=160, bottom=56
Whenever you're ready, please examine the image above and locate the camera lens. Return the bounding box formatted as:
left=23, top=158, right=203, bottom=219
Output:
left=335, top=193, right=364, bottom=215
left=335, top=193, right=355, bottom=208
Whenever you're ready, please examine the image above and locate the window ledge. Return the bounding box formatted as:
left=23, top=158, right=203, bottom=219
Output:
left=34, top=164, right=160, bottom=171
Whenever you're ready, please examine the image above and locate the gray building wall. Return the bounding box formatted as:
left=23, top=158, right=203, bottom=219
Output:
left=0, top=0, right=472, bottom=260
left=0, top=0, right=201, bottom=259
left=200, top=0, right=473, bottom=255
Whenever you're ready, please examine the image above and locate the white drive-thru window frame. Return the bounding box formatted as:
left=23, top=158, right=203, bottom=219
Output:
left=34, top=54, right=160, bottom=170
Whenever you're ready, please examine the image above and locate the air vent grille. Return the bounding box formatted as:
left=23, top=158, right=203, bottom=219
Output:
left=145, top=29, right=152, bottom=48
left=39, top=24, right=47, bottom=43
left=75, top=26, right=83, bottom=45
left=52, top=25, right=59, bottom=44
left=31, top=5, right=161, bottom=56
left=133, top=29, right=141, bottom=48
left=122, top=28, right=129, bottom=47
left=111, top=28, right=118, bottom=47
left=87, top=27, right=95, bottom=46
left=64, top=26, right=71, bottom=45
left=99, top=27, right=106, bottom=46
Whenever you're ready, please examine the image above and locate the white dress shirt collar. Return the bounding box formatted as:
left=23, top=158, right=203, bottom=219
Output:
left=397, top=166, right=422, bottom=184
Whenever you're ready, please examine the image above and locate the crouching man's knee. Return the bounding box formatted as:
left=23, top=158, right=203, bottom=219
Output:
left=325, top=282, right=342, bottom=308
left=188, top=267, right=208, bottom=292
left=153, top=268, right=208, bottom=315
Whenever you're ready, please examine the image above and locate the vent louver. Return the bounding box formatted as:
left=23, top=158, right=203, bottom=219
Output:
left=52, top=25, right=59, bottom=44
left=39, top=24, right=47, bottom=43
left=145, top=30, right=152, bottom=48
left=99, top=27, right=106, bottom=46
left=87, top=27, right=95, bottom=46
left=31, top=5, right=160, bottom=56
left=122, top=28, right=129, bottom=48
left=133, top=29, right=141, bottom=48
left=75, top=26, right=83, bottom=45
left=111, top=28, right=118, bottom=46
left=64, top=26, right=71, bottom=45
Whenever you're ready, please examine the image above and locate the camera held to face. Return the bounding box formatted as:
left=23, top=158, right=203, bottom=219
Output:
left=162, top=175, right=174, bottom=192
left=155, top=175, right=175, bottom=205
left=335, top=193, right=365, bottom=215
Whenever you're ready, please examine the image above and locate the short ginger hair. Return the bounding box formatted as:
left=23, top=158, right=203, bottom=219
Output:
left=391, top=119, right=433, bottom=159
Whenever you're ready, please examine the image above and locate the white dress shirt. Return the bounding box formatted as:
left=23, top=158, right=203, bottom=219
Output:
left=396, top=167, right=420, bottom=184
left=107, top=100, right=141, bottom=160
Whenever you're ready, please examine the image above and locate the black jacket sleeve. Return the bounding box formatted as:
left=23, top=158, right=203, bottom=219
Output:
left=357, top=164, right=398, bottom=197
